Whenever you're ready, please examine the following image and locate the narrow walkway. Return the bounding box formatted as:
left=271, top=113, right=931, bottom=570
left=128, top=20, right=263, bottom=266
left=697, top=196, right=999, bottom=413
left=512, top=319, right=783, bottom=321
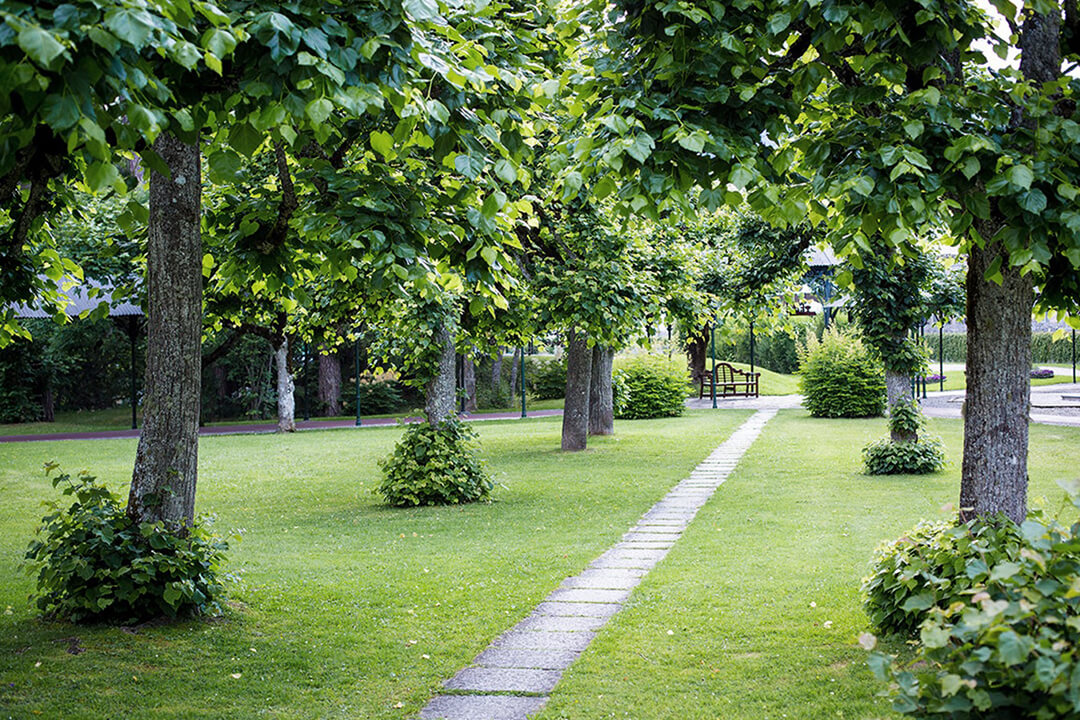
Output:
left=417, top=409, right=778, bottom=720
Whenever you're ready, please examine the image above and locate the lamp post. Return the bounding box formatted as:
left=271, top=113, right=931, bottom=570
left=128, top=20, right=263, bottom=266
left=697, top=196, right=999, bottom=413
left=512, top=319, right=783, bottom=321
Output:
left=354, top=337, right=361, bottom=427
left=710, top=319, right=717, bottom=409
left=749, top=316, right=756, bottom=376
left=520, top=346, right=527, bottom=418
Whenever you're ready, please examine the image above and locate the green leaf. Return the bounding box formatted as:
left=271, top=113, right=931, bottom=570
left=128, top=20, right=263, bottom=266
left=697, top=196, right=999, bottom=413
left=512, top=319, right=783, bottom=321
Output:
left=369, top=130, right=395, bottom=160
left=493, top=158, right=517, bottom=184
left=961, top=157, right=980, bottom=180
left=18, top=26, right=66, bottom=67
left=903, top=120, right=924, bottom=140
left=104, top=8, right=155, bottom=48
left=42, top=94, right=80, bottom=131
left=729, top=165, right=754, bottom=190
left=1005, top=165, right=1034, bottom=190
left=208, top=149, right=242, bottom=180
left=676, top=131, right=706, bottom=153
left=626, top=133, right=655, bottom=163
left=228, top=122, right=263, bottom=157
left=404, top=0, right=439, bottom=21
left=427, top=100, right=450, bottom=125
left=997, top=630, right=1032, bottom=667
left=85, top=162, right=120, bottom=193
left=1019, top=189, right=1047, bottom=215
left=305, top=97, right=334, bottom=126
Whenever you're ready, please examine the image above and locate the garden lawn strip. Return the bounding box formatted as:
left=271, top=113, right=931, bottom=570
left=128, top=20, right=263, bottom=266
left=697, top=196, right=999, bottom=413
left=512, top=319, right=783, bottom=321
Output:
left=418, top=410, right=777, bottom=720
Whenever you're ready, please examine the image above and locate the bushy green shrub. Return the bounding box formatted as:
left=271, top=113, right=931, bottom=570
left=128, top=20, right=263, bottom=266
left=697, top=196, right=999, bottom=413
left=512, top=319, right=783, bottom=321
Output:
left=863, top=438, right=947, bottom=475
left=356, top=377, right=405, bottom=414
left=931, top=331, right=1076, bottom=365
left=869, top=511, right=1080, bottom=718
left=612, top=356, right=689, bottom=420
left=863, top=398, right=946, bottom=475
left=525, top=356, right=567, bottom=400
left=861, top=518, right=1023, bottom=637
left=798, top=328, right=886, bottom=418
left=24, top=467, right=231, bottom=623
left=378, top=419, right=492, bottom=507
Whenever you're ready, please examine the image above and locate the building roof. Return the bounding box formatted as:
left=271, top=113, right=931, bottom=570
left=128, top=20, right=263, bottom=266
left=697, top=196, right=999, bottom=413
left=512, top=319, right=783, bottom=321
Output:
left=10, top=277, right=142, bottom=319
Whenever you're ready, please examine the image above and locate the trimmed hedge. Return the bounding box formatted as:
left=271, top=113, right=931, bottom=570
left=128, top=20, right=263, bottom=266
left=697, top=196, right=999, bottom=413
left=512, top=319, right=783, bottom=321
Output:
left=930, top=331, right=1078, bottom=364
left=798, top=329, right=885, bottom=418
left=524, top=355, right=566, bottom=400
left=613, top=356, right=689, bottom=419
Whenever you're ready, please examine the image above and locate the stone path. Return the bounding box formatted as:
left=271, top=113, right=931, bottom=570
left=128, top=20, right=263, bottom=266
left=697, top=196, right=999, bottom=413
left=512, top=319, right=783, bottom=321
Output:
left=417, top=409, right=778, bottom=720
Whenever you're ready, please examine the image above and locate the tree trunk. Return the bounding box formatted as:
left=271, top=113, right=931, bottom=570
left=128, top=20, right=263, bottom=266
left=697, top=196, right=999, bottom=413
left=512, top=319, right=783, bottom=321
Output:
left=41, top=385, right=54, bottom=423
left=561, top=329, right=592, bottom=451
left=128, top=133, right=202, bottom=528
left=463, top=353, right=477, bottom=412
left=491, top=350, right=503, bottom=390
left=885, top=361, right=915, bottom=443
left=425, top=322, right=456, bottom=424
left=959, top=238, right=1033, bottom=524
left=318, top=350, right=342, bottom=416
left=509, top=346, right=521, bottom=397
left=588, top=344, right=614, bottom=436
left=687, top=324, right=709, bottom=385
left=275, top=337, right=296, bottom=432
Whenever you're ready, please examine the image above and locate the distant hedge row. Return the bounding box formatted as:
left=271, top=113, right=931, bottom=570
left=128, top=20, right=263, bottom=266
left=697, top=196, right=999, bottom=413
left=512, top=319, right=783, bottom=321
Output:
left=928, top=331, right=1078, bottom=365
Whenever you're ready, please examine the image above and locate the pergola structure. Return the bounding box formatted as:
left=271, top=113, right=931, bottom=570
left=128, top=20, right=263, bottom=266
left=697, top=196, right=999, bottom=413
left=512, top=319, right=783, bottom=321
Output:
left=10, top=278, right=143, bottom=429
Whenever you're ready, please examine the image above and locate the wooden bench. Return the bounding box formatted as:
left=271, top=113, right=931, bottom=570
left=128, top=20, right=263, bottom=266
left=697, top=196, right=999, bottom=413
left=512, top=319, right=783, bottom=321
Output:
left=699, top=362, right=760, bottom=399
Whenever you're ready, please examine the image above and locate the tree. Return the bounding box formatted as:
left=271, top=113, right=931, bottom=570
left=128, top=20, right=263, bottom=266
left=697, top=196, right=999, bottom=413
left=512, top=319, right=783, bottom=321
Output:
left=569, top=0, right=1080, bottom=523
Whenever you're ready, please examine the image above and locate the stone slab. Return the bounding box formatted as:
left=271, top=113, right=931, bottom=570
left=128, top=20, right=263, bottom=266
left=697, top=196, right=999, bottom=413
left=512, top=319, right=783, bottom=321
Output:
left=443, top=667, right=562, bottom=693
left=623, top=532, right=687, bottom=542
left=560, top=571, right=643, bottom=590
left=473, top=647, right=581, bottom=669
left=545, top=587, right=631, bottom=604
left=598, top=548, right=668, bottom=564
left=633, top=518, right=687, bottom=526
left=589, top=557, right=661, bottom=570
left=492, top=629, right=596, bottom=652
left=516, top=613, right=608, bottom=632
left=533, top=601, right=621, bottom=618
left=625, top=525, right=682, bottom=534
left=419, top=694, right=547, bottom=720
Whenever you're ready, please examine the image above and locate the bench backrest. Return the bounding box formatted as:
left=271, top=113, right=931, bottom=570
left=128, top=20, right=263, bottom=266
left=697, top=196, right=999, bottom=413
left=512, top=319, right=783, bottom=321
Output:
left=716, top=362, right=750, bottom=382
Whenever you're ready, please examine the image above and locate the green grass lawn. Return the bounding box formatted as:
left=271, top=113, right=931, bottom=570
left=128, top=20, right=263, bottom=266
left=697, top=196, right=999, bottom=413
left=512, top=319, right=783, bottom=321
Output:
left=922, top=363, right=1077, bottom=392
left=536, top=412, right=1080, bottom=720
left=0, top=410, right=747, bottom=719
left=5, top=410, right=1079, bottom=719
left=0, top=398, right=566, bottom=437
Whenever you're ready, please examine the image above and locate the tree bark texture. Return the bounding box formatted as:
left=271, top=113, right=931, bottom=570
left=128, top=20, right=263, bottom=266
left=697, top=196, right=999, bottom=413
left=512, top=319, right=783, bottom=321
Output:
left=463, top=354, right=477, bottom=413
left=275, top=337, right=296, bottom=432
left=425, top=323, right=456, bottom=424
left=960, top=239, right=1034, bottom=524
left=128, top=133, right=202, bottom=528
left=509, top=346, right=521, bottom=397
left=687, top=325, right=708, bottom=385
left=318, top=350, right=342, bottom=416
left=885, top=367, right=916, bottom=443
left=561, top=330, right=592, bottom=451
left=588, top=344, right=614, bottom=436
left=491, top=350, right=503, bottom=390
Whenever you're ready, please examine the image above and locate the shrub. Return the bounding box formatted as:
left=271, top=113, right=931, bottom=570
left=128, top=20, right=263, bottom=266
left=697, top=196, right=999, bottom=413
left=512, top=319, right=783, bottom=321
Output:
left=863, top=438, right=947, bottom=475
left=798, top=328, right=886, bottom=418
left=868, top=512, right=1080, bottom=718
left=612, top=356, right=689, bottom=420
left=1030, top=367, right=1055, bottom=379
left=525, top=355, right=567, bottom=400
left=861, top=518, right=1024, bottom=637
left=378, top=418, right=492, bottom=507
left=863, top=398, right=946, bottom=475
left=356, top=376, right=406, bottom=414
left=24, top=467, right=231, bottom=623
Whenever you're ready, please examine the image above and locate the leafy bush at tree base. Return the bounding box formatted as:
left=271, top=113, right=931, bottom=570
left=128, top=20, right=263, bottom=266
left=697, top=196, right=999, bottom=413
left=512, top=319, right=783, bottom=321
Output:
left=863, top=437, right=947, bottom=475
left=798, top=328, right=886, bottom=418
left=378, top=418, right=492, bottom=506
left=863, top=398, right=946, bottom=475
left=25, top=467, right=231, bottom=623
left=613, top=356, right=689, bottom=419
left=868, top=509, right=1080, bottom=718
left=861, top=518, right=1023, bottom=637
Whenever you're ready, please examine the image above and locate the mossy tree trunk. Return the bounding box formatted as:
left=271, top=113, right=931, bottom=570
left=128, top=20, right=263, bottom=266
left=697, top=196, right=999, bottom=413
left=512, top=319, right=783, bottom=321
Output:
left=275, top=336, right=296, bottom=433
left=561, top=329, right=591, bottom=451
left=463, top=353, right=477, bottom=412
left=687, top=324, right=708, bottom=386
left=128, top=133, right=202, bottom=528
left=588, top=344, right=614, bottom=436
left=425, top=322, right=456, bottom=425
left=960, top=238, right=1033, bottom=524
left=318, top=349, right=341, bottom=417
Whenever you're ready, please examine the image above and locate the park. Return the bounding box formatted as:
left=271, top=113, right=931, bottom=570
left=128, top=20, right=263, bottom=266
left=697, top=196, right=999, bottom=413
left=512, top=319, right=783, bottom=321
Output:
left=3, top=1, right=1080, bottom=718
